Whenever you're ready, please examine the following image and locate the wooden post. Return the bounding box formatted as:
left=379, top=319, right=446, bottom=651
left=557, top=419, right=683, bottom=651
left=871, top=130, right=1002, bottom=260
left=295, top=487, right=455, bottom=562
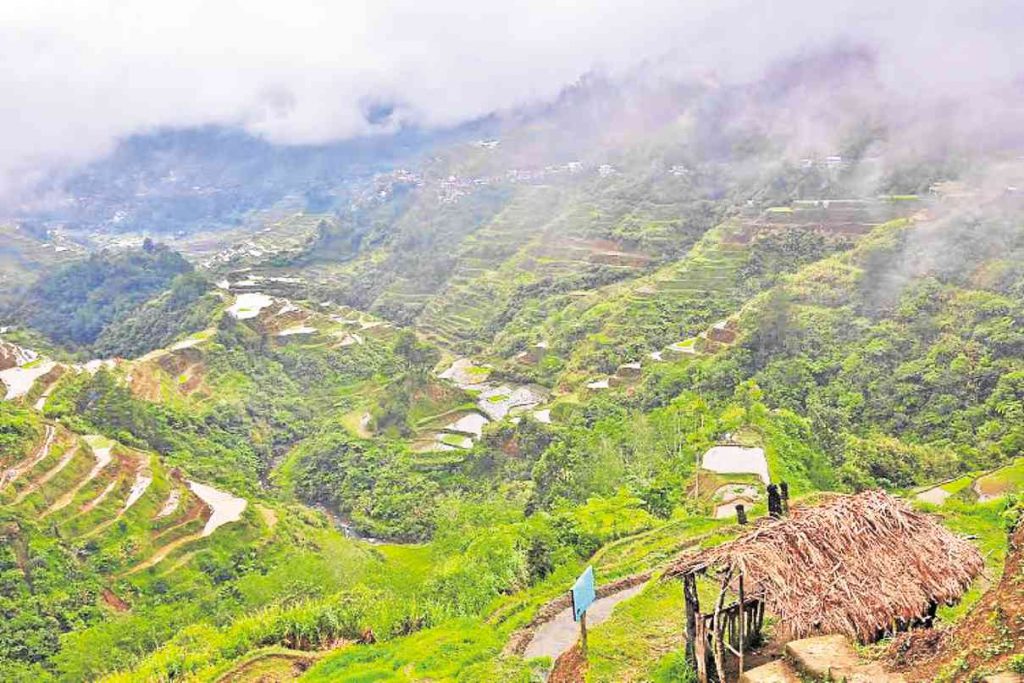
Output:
left=711, top=567, right=733, bottom=683
left=738, top=573, right=746, bottom=676
left=694, top=618, right=709, bottom=683
left=767, top=484, right=782, bottom=518
left=580, top=610, right=588, bottom=658
left=683, top=573, right=700, bottom=666
left=735, top=503, right=747, bottom=525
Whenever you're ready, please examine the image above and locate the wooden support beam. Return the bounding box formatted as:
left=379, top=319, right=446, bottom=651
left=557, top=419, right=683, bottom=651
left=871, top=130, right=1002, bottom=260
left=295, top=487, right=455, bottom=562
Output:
left=683, top=573, right=700, bottom=667
left=694, top=617, right=708, bottom=683
left=767, top=484, right=783, bottom=518
left=711, top=566, right=734, bottom=683
left=736, top=503, right=748, bottom=525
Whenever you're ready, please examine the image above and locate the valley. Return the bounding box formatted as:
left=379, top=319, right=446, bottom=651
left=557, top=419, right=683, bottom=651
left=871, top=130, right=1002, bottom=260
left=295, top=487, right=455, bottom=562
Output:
left=1, top=52, right=1024, bottom=683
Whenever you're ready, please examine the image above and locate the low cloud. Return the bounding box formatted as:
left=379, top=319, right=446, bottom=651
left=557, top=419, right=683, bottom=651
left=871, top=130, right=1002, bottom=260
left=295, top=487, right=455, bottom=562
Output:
left=0, top=0, right=1022, bottom=200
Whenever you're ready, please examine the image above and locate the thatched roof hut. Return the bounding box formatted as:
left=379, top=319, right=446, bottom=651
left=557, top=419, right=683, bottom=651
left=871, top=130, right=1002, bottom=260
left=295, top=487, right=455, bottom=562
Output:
left=666, top=490, right=984, bottom=644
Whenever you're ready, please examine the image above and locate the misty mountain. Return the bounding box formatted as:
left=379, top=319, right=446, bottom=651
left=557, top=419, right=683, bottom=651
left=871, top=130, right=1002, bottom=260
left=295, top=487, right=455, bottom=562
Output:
left=15, top=121, right=496, bottom=238
left=2, top=5, right=1024, bottom=683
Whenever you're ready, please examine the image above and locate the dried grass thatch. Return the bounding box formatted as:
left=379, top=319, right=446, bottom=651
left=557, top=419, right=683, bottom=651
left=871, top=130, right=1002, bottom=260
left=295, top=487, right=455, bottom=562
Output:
left=665, top=490, right=984, bottom=643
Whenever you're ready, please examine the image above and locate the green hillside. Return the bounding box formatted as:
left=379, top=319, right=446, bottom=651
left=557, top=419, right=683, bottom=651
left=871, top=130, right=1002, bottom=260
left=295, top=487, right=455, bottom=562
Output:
left=1, top=78, right=1023, bottom=683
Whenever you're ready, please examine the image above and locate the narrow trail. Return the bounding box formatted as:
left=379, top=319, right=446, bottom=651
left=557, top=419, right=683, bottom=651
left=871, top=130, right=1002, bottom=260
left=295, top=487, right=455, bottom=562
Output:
left=77, top=503, right=127, bottom=539
left=44, top=438, right=113, bottom=515
left=1, top=425, right=56, bottom=489
left=522, top=583, right=647, bottom=661
left=13, top=444, right=80, bottom=505
left=257, top=505, right=278, bottom=530
left=123, top=530, right=206, bottom=576
left=152, top=500, right=207, bottom=542
left=71, top=478, right=120, bottom=517
left=158, top=550, right=198, bottom=576
left=32, top=368, right=65, bottom=411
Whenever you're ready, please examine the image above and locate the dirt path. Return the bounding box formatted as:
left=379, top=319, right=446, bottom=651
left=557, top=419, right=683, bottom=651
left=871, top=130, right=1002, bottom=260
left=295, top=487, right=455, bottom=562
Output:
left=1, top=425, right=56, bottom=489
left=13, top=444, right=80, bottom=505
left=898, top=523, right=1024, bottom=680
left=157, top=550, right=198, bottom=576
left=73, top=478, right=120, bottom=516
left=258, top=505, right=278, bottom=530
left=522, top=583, right=647, bottom=661
left=34, top=378, right=60, bottom=410
left=44, top=436, right=113, bottom=515
left=123, top=530, right=206, bottom=575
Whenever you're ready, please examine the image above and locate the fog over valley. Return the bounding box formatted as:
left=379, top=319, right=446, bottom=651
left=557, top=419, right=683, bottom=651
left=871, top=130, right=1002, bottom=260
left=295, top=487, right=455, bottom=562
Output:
left=1, top=3, right=1023, bottom=682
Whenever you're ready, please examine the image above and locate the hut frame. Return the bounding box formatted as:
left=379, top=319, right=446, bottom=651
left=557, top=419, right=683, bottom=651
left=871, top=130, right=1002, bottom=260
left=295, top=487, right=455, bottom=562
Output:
left=682, top=563, right=766, bottom=681
left=668, top=490, right=984, bottom=683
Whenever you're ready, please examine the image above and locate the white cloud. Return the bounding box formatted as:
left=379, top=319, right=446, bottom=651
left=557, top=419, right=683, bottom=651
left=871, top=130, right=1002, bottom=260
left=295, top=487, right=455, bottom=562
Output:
left=0, top=0, right=1021, bottom=198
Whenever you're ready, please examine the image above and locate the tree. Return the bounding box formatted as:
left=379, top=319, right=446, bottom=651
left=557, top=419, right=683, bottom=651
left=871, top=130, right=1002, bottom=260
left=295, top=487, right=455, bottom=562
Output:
left=745, top=288, right=801, bottom=370
left=733, top=380, right=764, bottom=425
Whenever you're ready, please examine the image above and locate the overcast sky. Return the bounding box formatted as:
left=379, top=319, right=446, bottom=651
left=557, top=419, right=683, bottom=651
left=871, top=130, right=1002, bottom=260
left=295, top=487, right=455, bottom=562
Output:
left=1, top=0, right=1022, bottom=198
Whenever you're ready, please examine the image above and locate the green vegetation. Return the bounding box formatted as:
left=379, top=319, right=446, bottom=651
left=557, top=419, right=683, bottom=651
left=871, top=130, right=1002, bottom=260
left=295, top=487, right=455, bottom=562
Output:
left=8, top=242, right=192, bottom=349
left=1, top=94, right=1023, bottom=683
left=92, top=271, right=219, bottom=358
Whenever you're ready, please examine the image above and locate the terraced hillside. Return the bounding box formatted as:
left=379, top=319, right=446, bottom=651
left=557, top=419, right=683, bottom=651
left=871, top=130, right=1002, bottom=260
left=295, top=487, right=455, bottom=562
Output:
left=3, top=48, right=1023, bottom=683
left=1, top=424, right=252, bottom=578
left=411, top=178, right=679, bottom=350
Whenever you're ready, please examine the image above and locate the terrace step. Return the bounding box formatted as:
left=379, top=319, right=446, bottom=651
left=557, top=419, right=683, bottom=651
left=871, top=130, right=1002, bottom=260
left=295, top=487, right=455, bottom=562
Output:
left=984, top=674, right=1023, bottom=683
left=739, top=660, right=800, bottom=683
left=785, top=635, right=906, bottom=683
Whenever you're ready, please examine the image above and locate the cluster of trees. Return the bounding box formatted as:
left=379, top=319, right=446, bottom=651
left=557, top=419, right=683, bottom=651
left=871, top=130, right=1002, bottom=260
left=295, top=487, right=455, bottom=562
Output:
left=8, top=242, right=192, bottom=350
left=0, top=402, right=38, bottom=465
left=703, top=213, right=1024, bottom=489
left=92, top=271, right=217, bottom=358
left=0, top=512, right=106, bottom=681
left=291, top=431, right=441, bottom=541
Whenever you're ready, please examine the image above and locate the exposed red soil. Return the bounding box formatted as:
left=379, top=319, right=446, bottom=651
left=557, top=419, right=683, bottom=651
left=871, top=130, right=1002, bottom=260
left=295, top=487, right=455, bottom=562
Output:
left=499, top=435, right=521, bottom=458
left=549, top=642, right=586, bottom=683
left=151, top=495, right=209, bottom=541
left=101, top=587, right=131, bottom=612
